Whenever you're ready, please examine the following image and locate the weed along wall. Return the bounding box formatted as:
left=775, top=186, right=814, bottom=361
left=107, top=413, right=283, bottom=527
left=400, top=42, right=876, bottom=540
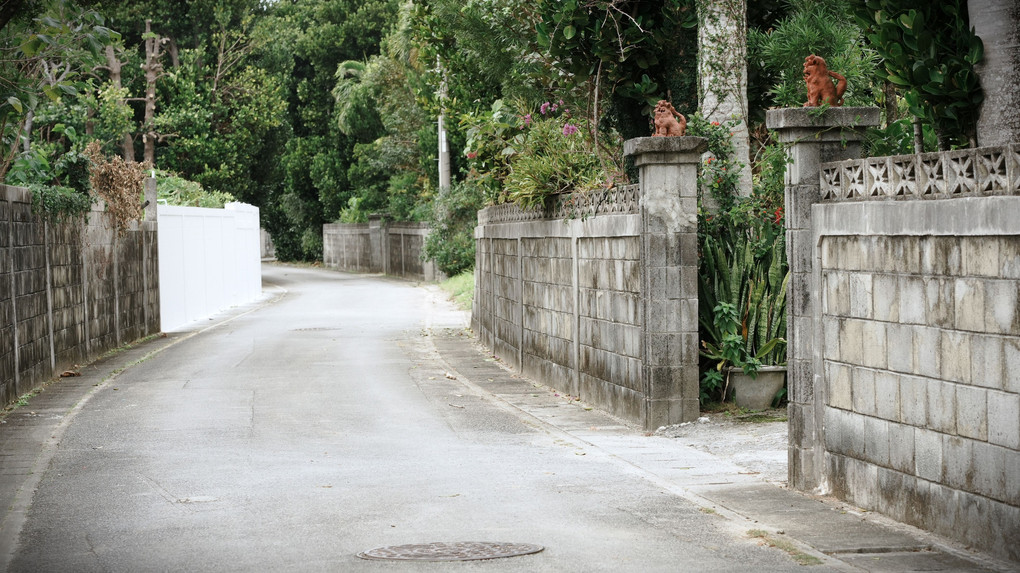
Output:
left=322, top=218, right=442, bottom=281
left=768, top=107, right=1020, bottom=562
left=473, top=137, right=706, bottom=431
left=0, top=183, right=160, bottom=408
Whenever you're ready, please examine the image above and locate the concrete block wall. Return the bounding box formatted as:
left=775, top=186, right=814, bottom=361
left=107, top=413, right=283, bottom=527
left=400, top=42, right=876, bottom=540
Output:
left=474, top=137, right=706, bottom=429
left=577, top=236, right=644, bottom=421
left=474, top=218, right=642, bottom=421
left=48, top=217, right=85, bottom=369
left=1, top=184, right=160, bottom=408
left=322, top=219, right=442, bottom=281
left=814, top=201, right=1020, bottom=562
left=771, top=110, right=1020, bottom=561
left=10, top=193, right=49, bottom=388
left=521, top=237, right=574, bottom=387
left=323, top=223, right=374, bottom=272
left=387, top=224, right=439, bottom=281
left=489, top=238, right=521, bottom=371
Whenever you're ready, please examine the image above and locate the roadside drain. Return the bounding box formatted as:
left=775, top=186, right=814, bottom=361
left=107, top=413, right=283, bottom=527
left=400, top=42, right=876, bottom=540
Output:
left=356, top=541, right=544, bottom=561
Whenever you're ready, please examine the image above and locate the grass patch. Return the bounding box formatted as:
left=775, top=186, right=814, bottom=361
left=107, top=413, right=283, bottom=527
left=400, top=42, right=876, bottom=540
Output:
left=440, top=270, right=474, bottom=311
left=748, top=530, right=823, bottom=566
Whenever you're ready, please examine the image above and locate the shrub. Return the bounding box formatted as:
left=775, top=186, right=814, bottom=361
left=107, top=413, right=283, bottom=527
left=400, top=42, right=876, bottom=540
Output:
left=423, top=181, right=485, bottom=277
left=156, top=171, right=236, bottom=208
left=749, top=0, right=878, bottom=109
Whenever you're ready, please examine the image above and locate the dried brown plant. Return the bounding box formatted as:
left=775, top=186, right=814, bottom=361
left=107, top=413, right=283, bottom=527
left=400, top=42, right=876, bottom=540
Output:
left=84, top=141, right=151, bottom=235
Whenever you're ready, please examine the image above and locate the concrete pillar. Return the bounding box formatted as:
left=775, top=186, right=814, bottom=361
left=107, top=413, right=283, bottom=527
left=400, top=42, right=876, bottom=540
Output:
left=766, top=107, right=880, bottom=490
left=144, top=177, right=157, bottom=221
left=368, top=215, right=385, bottom=274
left=624, top=136, right=707, bottom=430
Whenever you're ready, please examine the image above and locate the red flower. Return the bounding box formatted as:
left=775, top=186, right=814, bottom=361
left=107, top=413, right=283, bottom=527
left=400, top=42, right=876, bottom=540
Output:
left=774, top=207, right=784, bottom=224
left=466, top=151, right=478, bottom=159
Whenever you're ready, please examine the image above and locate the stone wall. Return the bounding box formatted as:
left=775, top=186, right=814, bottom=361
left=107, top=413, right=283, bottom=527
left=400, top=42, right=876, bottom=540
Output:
left=0, top=184, right=160, bottom=408
left=322, top=219, right=442, bottom=281
left=768, top=107, right=1019, bottom=563
left=474, top=137, right=706, bottom=430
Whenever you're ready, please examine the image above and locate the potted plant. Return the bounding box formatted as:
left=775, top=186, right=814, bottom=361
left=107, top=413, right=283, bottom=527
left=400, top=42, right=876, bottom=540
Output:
left=699, top=206, right=789, bottom=409
left=701, top=301, right=787, bottom=410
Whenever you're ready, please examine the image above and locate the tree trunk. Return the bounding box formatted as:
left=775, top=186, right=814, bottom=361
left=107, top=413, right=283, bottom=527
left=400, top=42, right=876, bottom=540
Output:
left=883, top=81, right=898, bottom=124
left=697, top=0, right=751, bottom=197
left=142, top=20, right=163, bottom=166
left=104, top=44, right=135, bottom=162
left=21, top=109, right=33, bottom=153
left=968, top=0, right=1020, bottom=147
left=913, top=117, right=924, bottom=154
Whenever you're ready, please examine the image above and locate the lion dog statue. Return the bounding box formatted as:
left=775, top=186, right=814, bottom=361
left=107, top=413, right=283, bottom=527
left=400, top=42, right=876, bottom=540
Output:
left=803, top=54, right=847, bottom=107
left=652, top=100, right=687, bottom=137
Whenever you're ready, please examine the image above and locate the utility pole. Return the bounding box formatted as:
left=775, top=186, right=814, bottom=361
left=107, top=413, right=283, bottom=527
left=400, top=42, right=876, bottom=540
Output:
left=437, top=59, right=451, bottom=190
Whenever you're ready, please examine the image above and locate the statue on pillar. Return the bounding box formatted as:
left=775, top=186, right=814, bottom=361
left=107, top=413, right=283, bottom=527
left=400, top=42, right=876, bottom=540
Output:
left=652, top=100, right=687, bottom=137
left=803, top=54, right=847, bottom=107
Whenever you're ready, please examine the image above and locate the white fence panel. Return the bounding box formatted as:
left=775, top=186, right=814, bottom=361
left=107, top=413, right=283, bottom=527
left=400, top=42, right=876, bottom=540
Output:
left=157, top=202, right=262, bottom=331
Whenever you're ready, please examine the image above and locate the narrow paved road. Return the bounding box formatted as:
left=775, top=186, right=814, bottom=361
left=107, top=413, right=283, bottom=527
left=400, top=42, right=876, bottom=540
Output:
left=5, top=264, right=825, bottom=571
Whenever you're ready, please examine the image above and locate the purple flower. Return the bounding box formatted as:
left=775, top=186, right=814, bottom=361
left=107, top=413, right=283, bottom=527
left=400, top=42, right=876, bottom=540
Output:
left=523, top=113, right=532, bottom=125
left=562, top=123, right=578, bottom=136
left=540, top=102, right=551, bottom=115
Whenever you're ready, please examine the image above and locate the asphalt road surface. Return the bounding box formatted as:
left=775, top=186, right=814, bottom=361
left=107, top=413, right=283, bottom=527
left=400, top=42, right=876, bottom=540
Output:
left=4, top=264, right=832, bottom=572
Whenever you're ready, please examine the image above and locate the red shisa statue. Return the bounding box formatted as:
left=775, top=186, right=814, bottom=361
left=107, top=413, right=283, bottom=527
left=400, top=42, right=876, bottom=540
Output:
left=803, top=54, right=847, bottom=107
left=651, top=100, right=687, bottom=137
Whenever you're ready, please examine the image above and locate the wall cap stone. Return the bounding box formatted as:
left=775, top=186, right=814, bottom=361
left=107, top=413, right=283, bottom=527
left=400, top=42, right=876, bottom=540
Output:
left=624, top=136, right=708, bottom=157
left=765, top=107, right=881, bottom=130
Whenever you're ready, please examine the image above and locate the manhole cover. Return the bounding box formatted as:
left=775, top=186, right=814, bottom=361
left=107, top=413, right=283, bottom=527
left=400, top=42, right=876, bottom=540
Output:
left=357, top=541, right=544, bottom=562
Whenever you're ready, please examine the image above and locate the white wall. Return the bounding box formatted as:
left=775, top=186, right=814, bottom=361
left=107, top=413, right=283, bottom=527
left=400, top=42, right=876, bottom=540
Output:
left=157, top=202, right=262, bottom=331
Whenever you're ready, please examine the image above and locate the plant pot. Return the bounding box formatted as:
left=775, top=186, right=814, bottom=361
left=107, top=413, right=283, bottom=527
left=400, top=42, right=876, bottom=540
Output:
left=727, top=366, right=786, bottom=410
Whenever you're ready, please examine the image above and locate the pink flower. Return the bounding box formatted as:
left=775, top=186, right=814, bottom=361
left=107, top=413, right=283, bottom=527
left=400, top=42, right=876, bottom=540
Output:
left=523, top=113, right=532, bottom=125
left=540, top=102, right=551, bottom=115
left=562, top=123, right=578, bottom=136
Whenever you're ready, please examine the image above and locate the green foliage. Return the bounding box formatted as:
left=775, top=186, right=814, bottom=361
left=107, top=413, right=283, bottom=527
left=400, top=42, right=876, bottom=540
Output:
left=503, top=106, right=606, bottom=210
left=687, top=113, right=744, bottom=211
left=462, top=99, right=620, bottom=210
left=535, top=0, right=697, bottom=119
left=854, top=0, right=982, bottom=149
left=460, top=98, right=527, bottom=203
left=27, top=182, right=93, bottom=222
left=255, top=0, right=399, bottom=261
left=748, top=0, right=878, bottom=109
left=338, top=196, right=368, bottom=224
left=155, top=170, right=236, bottom=208
left=863, top=116, right=938, bottom=157
left=155, top=49, right=289, bottom=202
left=423, top=181, right=486, bottom=277
left=1, top=0, right=118, bottom=179
left=6, top=121, right=92, bottom=194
